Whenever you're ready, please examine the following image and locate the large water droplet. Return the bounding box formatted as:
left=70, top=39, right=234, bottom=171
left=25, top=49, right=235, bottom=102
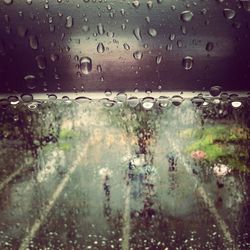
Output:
left=223, top=8, right=236, bottom=20
left=133, top=27, right=142, bottom=40
left=133, top=51, right=143, bottom=60
left=142, top=97, right=155, bottom=110
left=65, top=16, right=73, bottom=28
left=180, top=10, right=194, bottom=22
left=97, top=42, right=105, bottom=53
left=80, top=57, right=92, bottom=75
left=182, top=56, right=193, bottom=70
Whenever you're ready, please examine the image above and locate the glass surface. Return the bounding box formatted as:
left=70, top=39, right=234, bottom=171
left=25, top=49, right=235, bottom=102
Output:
left=0, top=100, right=249, bottom=249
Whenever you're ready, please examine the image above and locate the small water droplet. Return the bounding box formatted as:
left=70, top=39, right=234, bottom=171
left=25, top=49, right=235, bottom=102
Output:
left=35, top=55, right=47, bottom=70
left=50, top=53, right=59, bottom=62
left=24, top=75, right=36, bottom=89
left=75, top=96, right=91, bottom=103
left=206, top=42, right=214, bottom=52
left=156, top=55, right=162, bottom=65
left=127, top=97, right=139, bottom=107
left=133, top=27, right=142, bottom=40
left=223, top=8, right=236, bottom=20
left=65, top=16, right=73, bottom=28
left=123, top=43, right=130, bottom=50
left=116, top=92, right=127, bottom=102
left=21, top=93, right=33, bottom=102
left=171, top=95, right=183, bottom=106
left=80, top=57, right=92, bottom=75
left=97, top=42, right=105, bottom=53
left=210, top=85, right=222, bottom=96
left=97, top=64, right=102, bottom=73
left=132, top=0, right=140, bottom=8
left=97, top=23, right=105, bottom=35
left=82, top=25, right=89, bottom=32
left=29, top=35, right=39, bottom=50
left=148, top=28, right=157, bottom=37
left=180, top=10, right=194, bottom=22
left=182, top=56, right=193, bottom=70
left=133, top=51, right=143, bottom=60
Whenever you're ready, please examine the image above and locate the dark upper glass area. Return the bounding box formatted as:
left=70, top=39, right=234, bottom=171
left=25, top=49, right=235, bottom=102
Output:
left=0, top=0, right=250, bottom=93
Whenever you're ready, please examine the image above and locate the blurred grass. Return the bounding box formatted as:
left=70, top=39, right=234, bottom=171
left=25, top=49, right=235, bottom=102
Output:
left=184, top=124, right=249, bottom=172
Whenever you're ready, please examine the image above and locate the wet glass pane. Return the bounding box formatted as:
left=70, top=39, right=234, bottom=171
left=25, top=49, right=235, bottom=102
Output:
left=0, top=99, right=250, bottom=249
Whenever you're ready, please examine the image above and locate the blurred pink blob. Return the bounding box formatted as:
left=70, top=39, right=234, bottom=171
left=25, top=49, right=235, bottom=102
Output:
left=191, top=150, right=207, bottom=160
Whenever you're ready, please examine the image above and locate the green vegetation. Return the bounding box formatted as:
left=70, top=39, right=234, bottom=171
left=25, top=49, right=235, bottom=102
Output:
left=185, top=124, right=250, bottom=172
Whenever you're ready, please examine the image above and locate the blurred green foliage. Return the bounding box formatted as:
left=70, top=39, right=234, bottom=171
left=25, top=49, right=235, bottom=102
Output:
left=185, top=124, right=250, bottom=172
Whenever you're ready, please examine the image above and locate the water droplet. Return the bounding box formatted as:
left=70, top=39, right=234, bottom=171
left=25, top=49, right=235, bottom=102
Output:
left=116, top=92, right=127, bottom=102
left=182, top=56, right=193, bottom=70
left=65, top=16, right=73, bottom=28
left=223, top=8, right=236, bottom=20
left=133, top=51, right=143, bottom=60
left=148, top=28, right=157, bottom=37
left=48, top=94, right=57, bottom=100
left=180, top=10, right=194, bottom=22
left=147, top=1, right=153, bottom=9
left=3, top=0, right=13, bottom=5
left=171, top=95, right=183, bottom=106
left=156, top=55, right=162, bottom=65
left=97, top=42, right=105, bottom=53
left=26, top=0, right=32, bottom=4
left=97, top=64, right=102, bottom=73
left=158, top=96, right=170, bottom=108
left=97, top=23, right=105, bottom=35
left=169, top=33, right=175, bottom=41
left=29, top=35, right=39, bottom=50
left=75, top=96, right=91, bottom=103
left=35, top=55, right=47, bottom=70
left=105, top=89, right=112, bottom=96
left=21, top=93, right=33, bottom=102
left=132, top=0, right=140, bottom=8
left=123, top=43, right=130, bottom=50
left=133, top=27, right=142, bottom=40
left=80, top=57, right=92, bottom=75
left=100, top=98, right=116, bottom=107
left=24, top=75, right=36, bottom=89
left=231, top=101, right=242, bottom=108
left=0, top=99, right=10, bottom=109
left=210, top=86, right=222, bottom=96
left=8, top=96, right=19, bottom=105
left=191, top=96, right=205, bottom=106
left=82, top=25, right=89, bottom=32
left=127, top=97, right=139, bottom=107
left=50, top=53, right=59, bottom=62
left=142, top=97, right=154, bottom=110
left=206, top=42, right=214, bottom=52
